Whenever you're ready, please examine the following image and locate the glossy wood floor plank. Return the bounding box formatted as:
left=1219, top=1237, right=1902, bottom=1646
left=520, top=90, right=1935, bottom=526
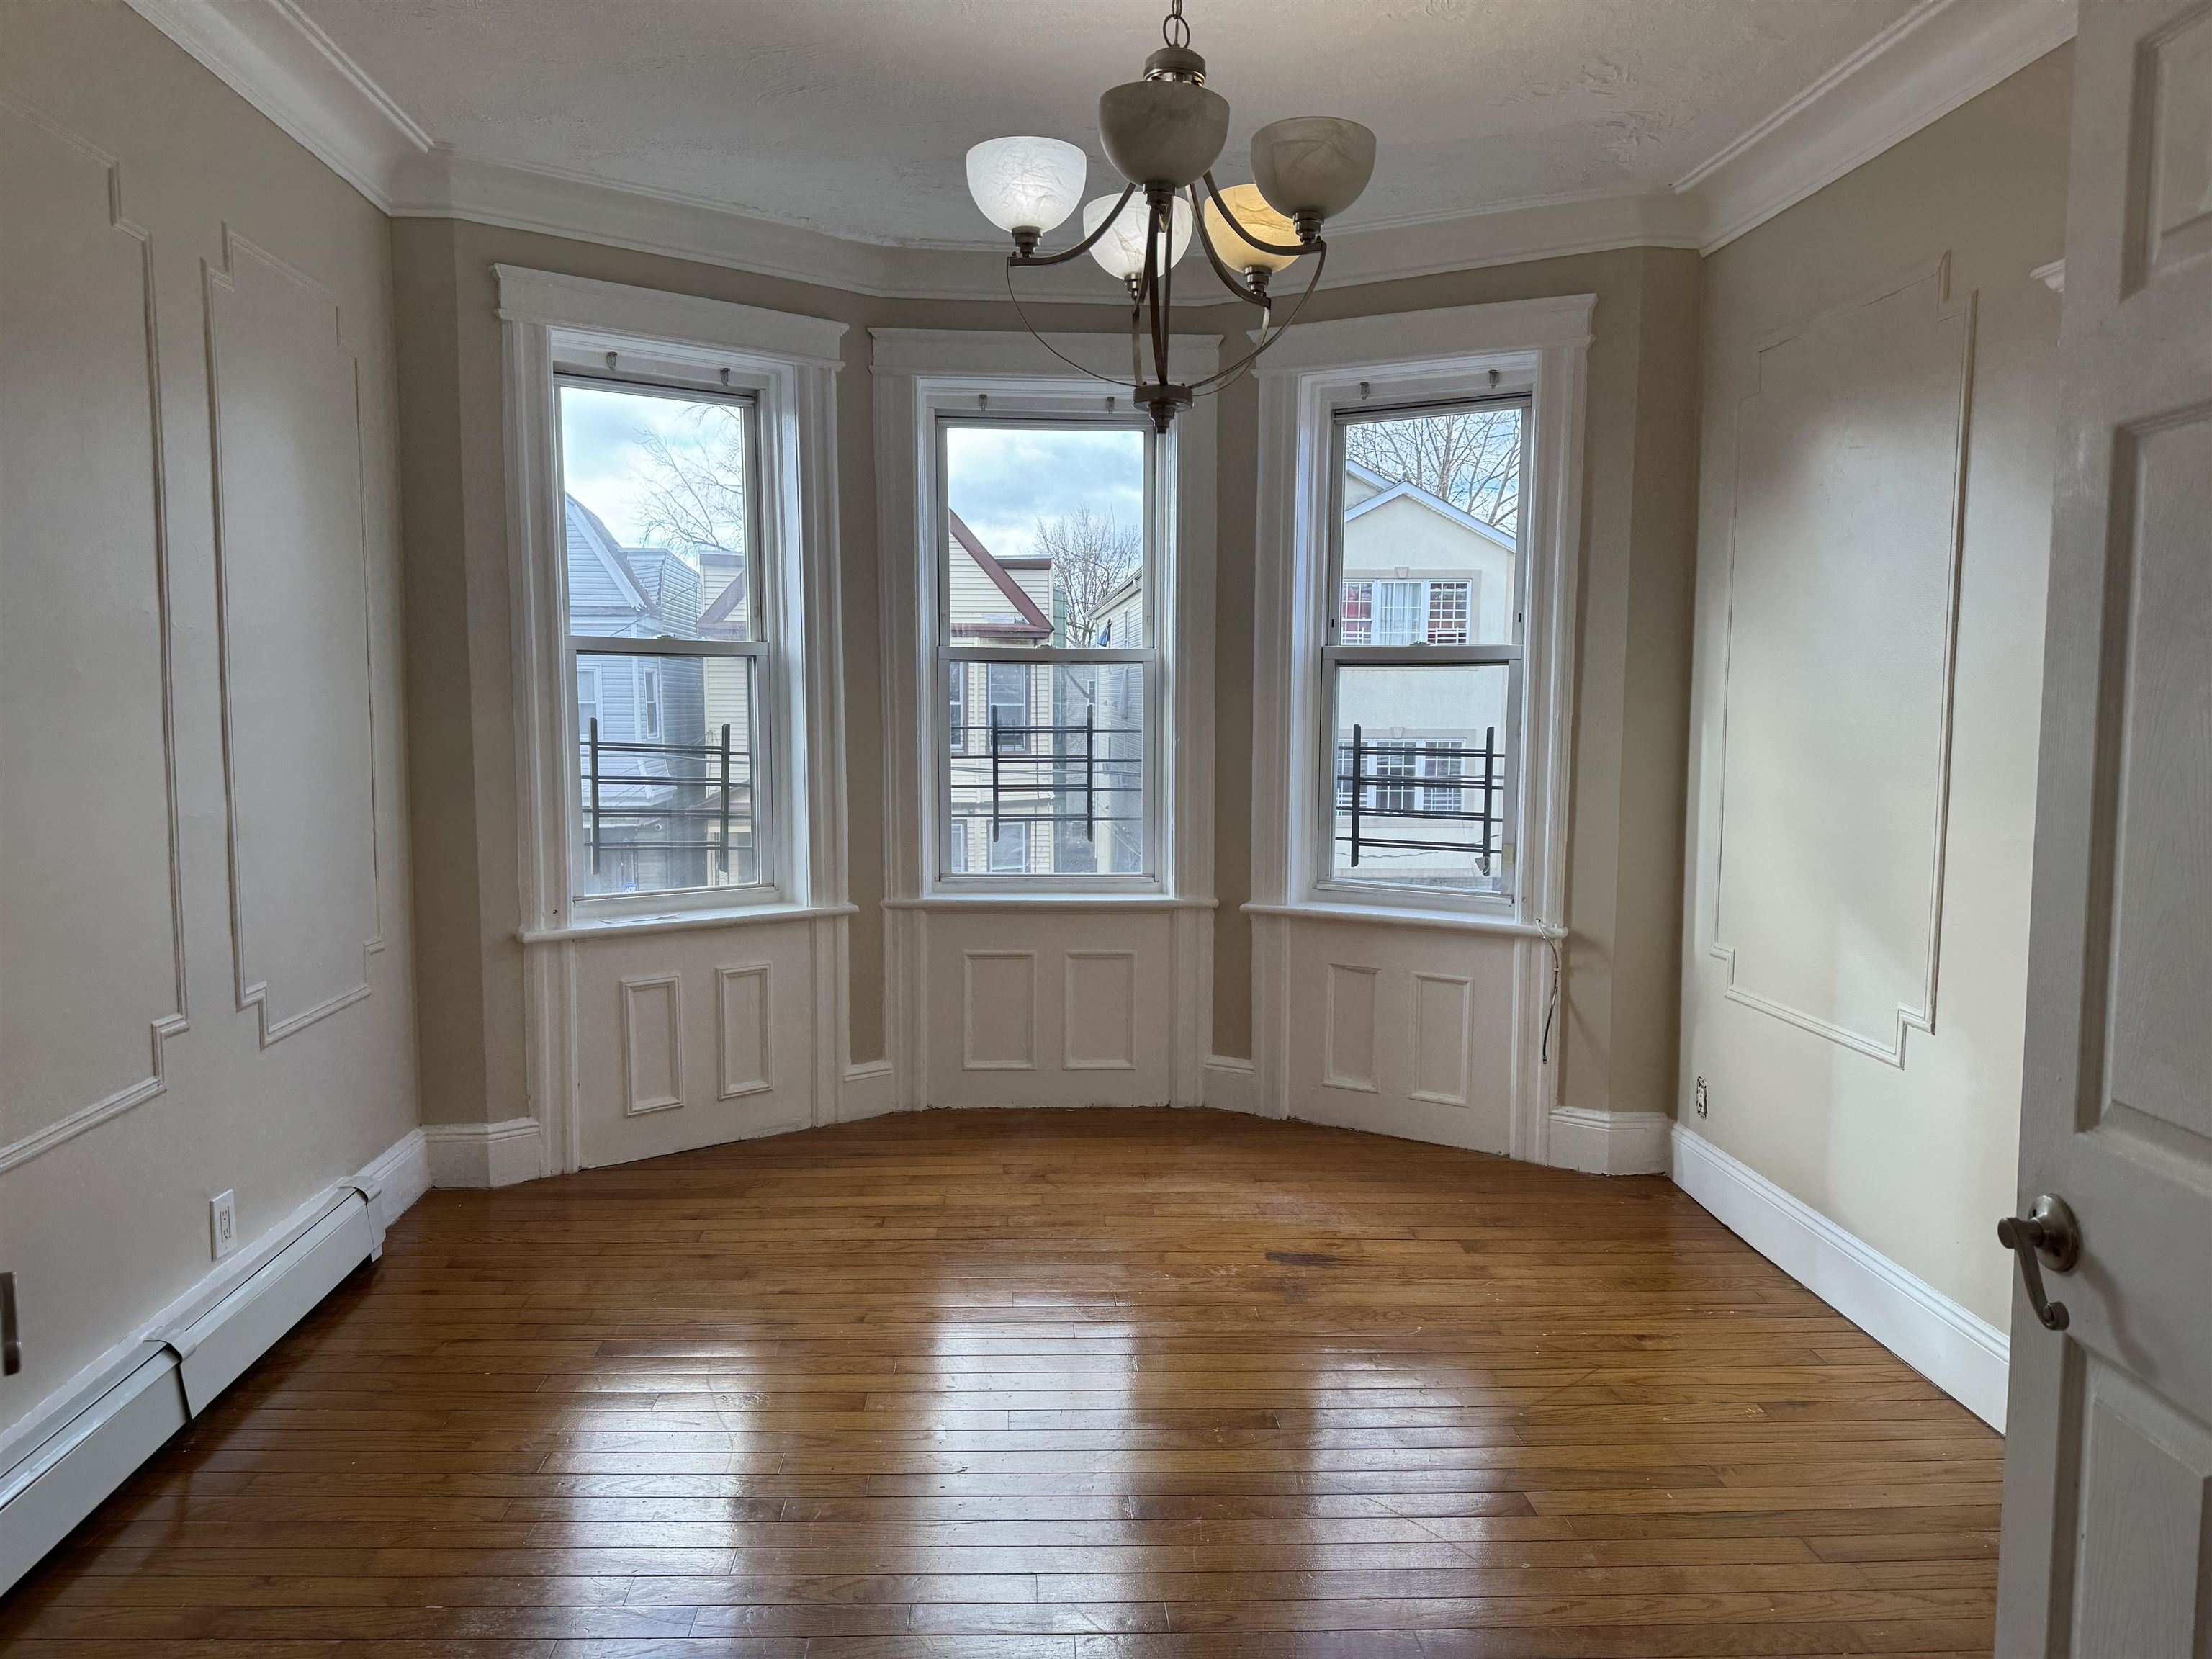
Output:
left=1, top=1108, right=2001, bottom=1655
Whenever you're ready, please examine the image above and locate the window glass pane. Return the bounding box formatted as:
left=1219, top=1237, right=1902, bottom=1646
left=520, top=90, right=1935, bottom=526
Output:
left=559, top=383, right=752, bottom=642
left=577, top=652, right=758, bottom=896
left=943, top=424, right=1146, bottom=648
left=945, top=660, right=1145, bottom=876
left=1332, top=662, right=1509, bottom=894
left=1339, top=403, right=1521, bottom=647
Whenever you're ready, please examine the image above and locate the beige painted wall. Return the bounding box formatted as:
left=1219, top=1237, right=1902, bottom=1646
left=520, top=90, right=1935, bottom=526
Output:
left=1679, top=48, right=2071, bottom=1331
left=0, top=3, right=417, bottom=1433
left=1200, top=246, right=1704, bottom=1124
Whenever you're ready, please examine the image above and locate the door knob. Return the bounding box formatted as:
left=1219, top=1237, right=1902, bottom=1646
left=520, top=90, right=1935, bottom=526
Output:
left=1998, top=1193, right=2080, bottom=1331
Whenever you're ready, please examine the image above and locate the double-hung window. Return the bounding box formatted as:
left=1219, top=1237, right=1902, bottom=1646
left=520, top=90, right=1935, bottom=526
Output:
left=935, top=414, right=1159, bottom=883
left=1326, top=395, right=1529, bottom=898
left=557, top=374, right=765, bottom=901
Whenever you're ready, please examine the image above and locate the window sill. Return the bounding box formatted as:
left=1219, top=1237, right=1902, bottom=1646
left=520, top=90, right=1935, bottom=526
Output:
left=1242, top=900, right=1564, bottom=940
left=520, top=901, right=857, bottom=944
left=887, top=894, right=1216, bottom=913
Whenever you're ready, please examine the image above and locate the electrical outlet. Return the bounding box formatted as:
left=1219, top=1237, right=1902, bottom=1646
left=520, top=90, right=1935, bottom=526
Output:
left=210, top=1190, right=238, bottom=1261
left=1694, top=1076, right=1709, bottom=1119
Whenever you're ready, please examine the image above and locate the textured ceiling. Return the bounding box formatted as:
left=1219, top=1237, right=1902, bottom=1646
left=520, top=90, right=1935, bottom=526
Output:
left=295, top=0, right=1925, bottom=247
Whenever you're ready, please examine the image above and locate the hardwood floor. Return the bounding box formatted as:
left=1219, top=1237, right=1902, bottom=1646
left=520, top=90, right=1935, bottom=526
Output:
left=2, top=1108, right=2002, bottom=1657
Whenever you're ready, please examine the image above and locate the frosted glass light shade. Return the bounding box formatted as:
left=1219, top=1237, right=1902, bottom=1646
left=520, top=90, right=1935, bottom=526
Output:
left=966, top=137, right=1087, bottom=233
left=1249, top=117, right=1376, bottom=222
left=1082, top=192, right=1193, bottom=282
left=1202, top=183, right=1302, bottom=274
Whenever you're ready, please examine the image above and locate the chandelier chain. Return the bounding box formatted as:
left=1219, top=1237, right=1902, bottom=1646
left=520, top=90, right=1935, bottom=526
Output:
left=1162, top=0, right=1189, bottom=50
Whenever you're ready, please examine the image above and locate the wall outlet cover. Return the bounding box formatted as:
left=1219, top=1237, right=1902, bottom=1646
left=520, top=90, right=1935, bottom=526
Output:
left=210, top=1190, right=238, bottom=1261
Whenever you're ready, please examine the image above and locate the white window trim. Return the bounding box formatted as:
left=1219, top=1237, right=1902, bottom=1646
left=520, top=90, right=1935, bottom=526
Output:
left=1248, top=297, right=1590, bottom=932
left=871, top=328, right=1218, bottom=906
left=498, top=266, right=849, bottom=936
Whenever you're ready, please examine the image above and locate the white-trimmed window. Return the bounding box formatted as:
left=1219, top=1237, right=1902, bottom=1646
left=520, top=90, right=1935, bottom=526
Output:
left=499, top=266, right=848, bottom=934
left=934, top=409, right=1162, bottom=886
left=1327, top=395, right=1528, bottom=897
left=558, top=374, right=761, bottom=900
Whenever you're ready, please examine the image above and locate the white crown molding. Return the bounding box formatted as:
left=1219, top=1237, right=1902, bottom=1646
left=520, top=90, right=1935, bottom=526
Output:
left=132, top=0, right=2073, bottom=292
left=1680, top=0, right=2078, bottom=253
left=126, top=0, right=428, bottom=208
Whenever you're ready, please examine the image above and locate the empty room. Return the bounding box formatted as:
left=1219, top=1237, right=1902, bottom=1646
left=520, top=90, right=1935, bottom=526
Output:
left=1, top=0, right=2206, bottom=1653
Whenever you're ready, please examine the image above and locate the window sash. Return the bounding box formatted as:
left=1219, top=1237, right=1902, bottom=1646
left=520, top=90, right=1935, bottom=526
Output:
left=1321, top=393, right=1530, bottom=904
left=556, top=374, right=773, bottom=907
left=929, top=411, right=1164, bottom=888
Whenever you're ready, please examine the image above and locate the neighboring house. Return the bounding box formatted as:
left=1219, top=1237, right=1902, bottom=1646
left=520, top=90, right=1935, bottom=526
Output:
left=1335, top=459, right=1518, bottom=889
left=943, top=512, right=1139, bottom=876
left=567, top=495, right=752, bottom=891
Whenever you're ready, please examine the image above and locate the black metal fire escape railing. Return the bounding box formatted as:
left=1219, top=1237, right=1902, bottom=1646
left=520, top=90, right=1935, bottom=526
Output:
left=583, top=719, right=753, bottom=876
left=1336, top=723, right=1503, bottom=873
left=948, top=709, right=1143, bottom=838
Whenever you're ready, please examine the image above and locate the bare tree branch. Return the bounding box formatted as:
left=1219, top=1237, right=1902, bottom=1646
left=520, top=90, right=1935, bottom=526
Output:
left=633, top=407, right=748, bottom=562
left=1344, top=408, right=1522, bottom=531
left=1035, top=508, right=1142, bottom=644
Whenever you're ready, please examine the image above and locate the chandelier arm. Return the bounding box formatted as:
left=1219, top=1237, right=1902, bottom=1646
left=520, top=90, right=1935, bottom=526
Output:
left=1185, top=238, right=1327, bottom=393
left=1200, top=171, right=1316, bottom=259
left=1186, top=184, right=1269, bottom=307
left=1008, top=180, right=1141, bottom=269
left=1142, top=199, right=1170, bottom=388
left=1002, top=262, right=1137, bottom=390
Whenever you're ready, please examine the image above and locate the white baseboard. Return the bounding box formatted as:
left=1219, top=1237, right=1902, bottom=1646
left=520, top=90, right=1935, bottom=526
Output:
left=421, top=1116, right=542, bottom=1188
left=1548, top=1107, right=1671, bottom=1174
left=1670, top=1125, right=2008, bottom=1430
left=356, top=1127, right=429, bottom=1232
left=837, top=1060, right=901, bottom=1123
left=1202, top=1055, right=1262, bottom=1116
left=1, top=1124, right=432, bottom=1593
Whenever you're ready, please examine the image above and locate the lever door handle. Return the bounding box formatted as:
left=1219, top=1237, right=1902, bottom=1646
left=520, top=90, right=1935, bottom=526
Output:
left=1998, top=1194, right=2080, bottom=1331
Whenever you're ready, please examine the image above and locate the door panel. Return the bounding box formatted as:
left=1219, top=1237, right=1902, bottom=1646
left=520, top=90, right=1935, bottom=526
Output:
left=1996, top=2, right=2212, bottom=1652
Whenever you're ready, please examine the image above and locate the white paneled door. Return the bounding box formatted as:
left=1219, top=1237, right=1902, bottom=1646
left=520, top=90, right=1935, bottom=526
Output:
left=1994, top=2, right=2212, bottom=1653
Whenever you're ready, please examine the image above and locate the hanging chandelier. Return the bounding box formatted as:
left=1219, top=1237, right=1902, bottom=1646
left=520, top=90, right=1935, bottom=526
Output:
left=963, top=0, right=1375, bottom=433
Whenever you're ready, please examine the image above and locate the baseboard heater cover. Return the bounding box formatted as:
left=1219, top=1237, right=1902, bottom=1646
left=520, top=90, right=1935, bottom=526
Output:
left=0, top=1189, right=377, bottom=1593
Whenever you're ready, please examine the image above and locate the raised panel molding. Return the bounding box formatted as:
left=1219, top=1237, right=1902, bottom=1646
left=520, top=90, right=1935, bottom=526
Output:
left=619, top=974, right=683, bottom=1115
left=1409, top=973, right=1472, bottom=1107
left=1709, top=257, right=1974, bottom=1066
left=2134, top=4, right=2212, bottom=287
left=1323, top=964, right=1380, bottom=1094
left=0, top=99, right=188, bottom=1175
left=1062, top=951, right=1137, bottom=1073
left=204, top=228, right=382, bottom=1046
left=716, top=964, right=773, bottom=1099
left=961, top=950, right=1036, bottom=1073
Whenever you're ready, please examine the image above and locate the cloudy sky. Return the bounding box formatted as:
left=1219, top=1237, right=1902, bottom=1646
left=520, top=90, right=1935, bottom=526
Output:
left=562, top=387, right=1147, bottom=572
left=944, top=423, right=1145, bottom=562
left=559, top=382, right=742, bottom=558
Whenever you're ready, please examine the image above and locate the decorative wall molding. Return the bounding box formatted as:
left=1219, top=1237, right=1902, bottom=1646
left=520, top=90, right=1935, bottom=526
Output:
left=1061, top=952, right=1138, bottom=1073
left=127, top=0, right=2073, bottom=295
left=1708, top=258, right=1974, bottom=1066
left=716, top=965, right=773, bottom=1099
left=1322, top=964, right=1381, bottom=1093
left=0, top=98, right=189, bottom=1176
left=2032, top=257, right=2067, bottom=292
left=421, top=1117, right=544, bottom=1189
left=962, top=951, right=1038, bottom=1073
left=619, top=974, right=685, bottom=1115
left=1202, top=1056, right=1262, bottom=1116
left=1408, top=973, right=1473, bottom=1107
left=1, top=1125, right=430, bottom=1592
left=1547, top=1107, right=1670, bottom=1175
left=203, top=225, right=384, bottom=1047
left=1678, top=0, right=2080, bottom=252
left=1671, top=1125, right=2009, bottom=1429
